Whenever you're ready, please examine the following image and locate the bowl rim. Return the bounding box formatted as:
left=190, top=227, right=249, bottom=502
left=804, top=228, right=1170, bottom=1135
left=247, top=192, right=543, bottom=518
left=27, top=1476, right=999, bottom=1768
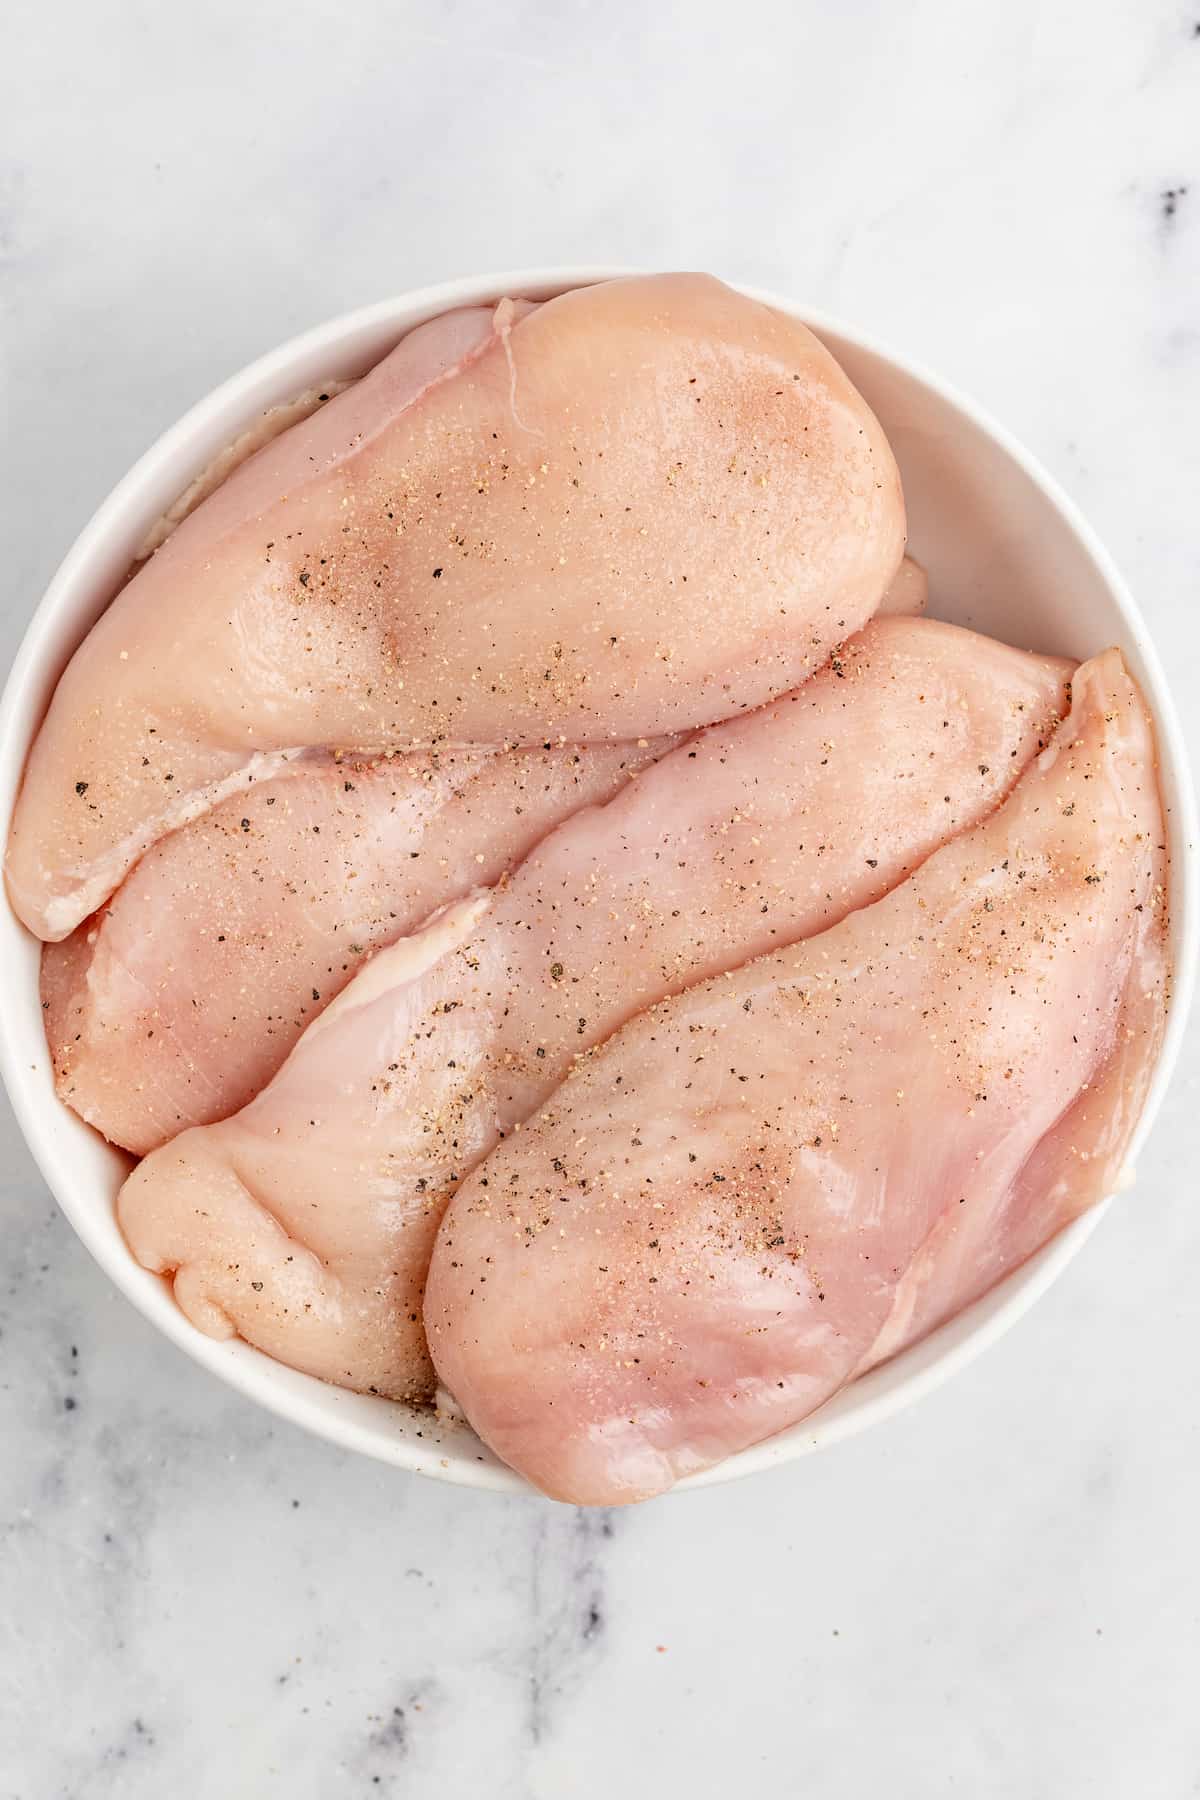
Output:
left=2, top=265, right=1195, bottom=1496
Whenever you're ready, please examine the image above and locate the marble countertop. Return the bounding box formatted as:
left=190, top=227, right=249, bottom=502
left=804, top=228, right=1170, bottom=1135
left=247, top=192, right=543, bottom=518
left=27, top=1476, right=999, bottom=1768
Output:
left=3, top=2, right=1199, bottom=1793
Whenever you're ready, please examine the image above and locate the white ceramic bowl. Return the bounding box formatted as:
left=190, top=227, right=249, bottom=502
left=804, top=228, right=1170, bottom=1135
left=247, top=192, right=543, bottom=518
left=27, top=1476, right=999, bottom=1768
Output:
left=2, top=269, right=1195, bottom=1495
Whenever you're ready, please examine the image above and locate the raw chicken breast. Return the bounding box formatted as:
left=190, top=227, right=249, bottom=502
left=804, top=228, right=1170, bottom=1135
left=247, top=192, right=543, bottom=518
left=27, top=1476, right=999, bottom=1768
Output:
left=426, top=650, right=1167, bottom=1503
left=117, top=617, right=1069, bottom=1399
left=44, top=557, right=933, bottom=1154
left=42, top=737, right=671, bottom=1153
left=133, top=382, right=355, bottom=560
left=878, top=554, right=928, bottom=616
left=8, top=273, right=904, bottom=941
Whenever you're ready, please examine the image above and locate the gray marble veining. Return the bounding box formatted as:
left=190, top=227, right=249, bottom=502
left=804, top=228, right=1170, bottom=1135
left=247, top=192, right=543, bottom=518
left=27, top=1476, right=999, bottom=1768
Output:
left=2, top=1, right=1199, bottom=1794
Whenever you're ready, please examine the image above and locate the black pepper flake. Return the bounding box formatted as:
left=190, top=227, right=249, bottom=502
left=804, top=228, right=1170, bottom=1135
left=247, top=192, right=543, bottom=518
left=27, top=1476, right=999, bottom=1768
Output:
left=432, top=567, right=443, bottom=579
left=74, top=780, right=89, bottom=795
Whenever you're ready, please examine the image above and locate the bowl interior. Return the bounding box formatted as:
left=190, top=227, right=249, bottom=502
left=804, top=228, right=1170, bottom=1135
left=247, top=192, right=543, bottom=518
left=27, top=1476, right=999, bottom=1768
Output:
left=1, top=271, right=1193, bottom=1495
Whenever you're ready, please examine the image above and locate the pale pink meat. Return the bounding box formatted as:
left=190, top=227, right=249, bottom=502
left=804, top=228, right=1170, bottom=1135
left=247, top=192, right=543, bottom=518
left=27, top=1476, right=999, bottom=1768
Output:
left=42, top=737, right=671, bottom=1153
left=426, top=649, right=1167, bottom=1503
left=7, top=274, right=904, bottom=942
left=878, top=554, right=928, bottom=616
left=41, top=556, right=932, bottom=1154
left=117, top=617, right=1069, bottom=1400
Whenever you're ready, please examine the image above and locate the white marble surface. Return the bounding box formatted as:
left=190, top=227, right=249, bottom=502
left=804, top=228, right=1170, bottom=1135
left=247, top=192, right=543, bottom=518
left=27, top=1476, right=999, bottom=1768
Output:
left=3, top=1, right=1199, bottom=1793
